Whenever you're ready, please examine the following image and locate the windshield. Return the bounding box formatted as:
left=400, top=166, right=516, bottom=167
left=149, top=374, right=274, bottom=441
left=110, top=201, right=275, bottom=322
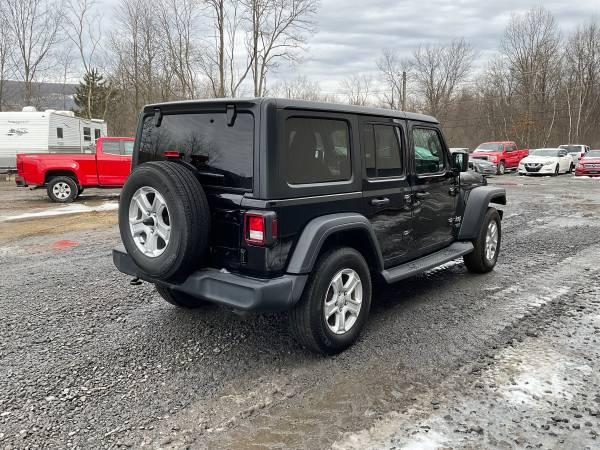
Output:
left=559, top=145, right=582, bottom=153
left=475, top=143, right=503, bottom=152
left=531, top=149, right=560, bottom=157
left=585, top=150, right=600, bottom=158
left=138, top=112, right=254, bottom=190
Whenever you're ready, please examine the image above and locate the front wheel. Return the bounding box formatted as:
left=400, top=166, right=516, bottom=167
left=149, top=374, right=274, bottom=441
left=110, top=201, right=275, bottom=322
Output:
left=497, top=161, right=505, bottom=175
left=47, top=176, right=79, bottom=203
left=463, top=208, right=501, bottom=274
left=289, top=247, right=372, bottom=355
left=554, top=164, right=560, bottom=176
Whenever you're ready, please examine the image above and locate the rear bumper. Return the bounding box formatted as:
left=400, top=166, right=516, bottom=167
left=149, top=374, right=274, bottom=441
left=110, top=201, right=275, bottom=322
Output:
left=112, top=247, right=307, bottom=312
left=15, top=176, right=27, bottom=187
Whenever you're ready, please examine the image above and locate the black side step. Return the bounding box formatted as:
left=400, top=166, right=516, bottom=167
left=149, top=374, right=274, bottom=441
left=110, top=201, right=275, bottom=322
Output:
left=380, top=242, right=474, bottom=284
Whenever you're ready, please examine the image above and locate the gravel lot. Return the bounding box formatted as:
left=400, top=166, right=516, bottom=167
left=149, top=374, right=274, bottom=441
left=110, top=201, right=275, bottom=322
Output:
left=1, top=173, right=599, bottom=449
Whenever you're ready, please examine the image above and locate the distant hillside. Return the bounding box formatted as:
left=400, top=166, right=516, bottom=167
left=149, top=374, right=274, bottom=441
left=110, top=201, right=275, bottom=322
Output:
left=0, top=80, right=78, bottom=112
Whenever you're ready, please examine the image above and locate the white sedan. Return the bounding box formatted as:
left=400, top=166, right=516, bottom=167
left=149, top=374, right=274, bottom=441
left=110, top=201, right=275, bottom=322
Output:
left=518, top=148, right=574, bottom=176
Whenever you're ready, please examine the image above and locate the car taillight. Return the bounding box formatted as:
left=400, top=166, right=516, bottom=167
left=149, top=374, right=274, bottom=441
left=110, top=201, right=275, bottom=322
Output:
left=244, top=212, right=277, bottom=246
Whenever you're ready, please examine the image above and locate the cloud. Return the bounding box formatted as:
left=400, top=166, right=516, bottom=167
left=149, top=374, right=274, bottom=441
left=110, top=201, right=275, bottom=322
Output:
left=277, top=0, right=600, bottom=93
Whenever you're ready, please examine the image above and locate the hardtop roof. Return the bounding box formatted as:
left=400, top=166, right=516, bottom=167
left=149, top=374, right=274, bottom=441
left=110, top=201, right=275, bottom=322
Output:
left=143, top=97, right=439, bottom=124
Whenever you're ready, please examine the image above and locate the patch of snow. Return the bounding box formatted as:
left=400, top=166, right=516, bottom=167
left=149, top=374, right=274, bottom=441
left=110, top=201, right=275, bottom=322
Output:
left=0, top=201, right=118, bottom=222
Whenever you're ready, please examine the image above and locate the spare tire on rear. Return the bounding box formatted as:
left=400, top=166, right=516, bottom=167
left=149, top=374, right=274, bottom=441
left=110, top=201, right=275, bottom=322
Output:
left=119, top=161, right=210, bottom=280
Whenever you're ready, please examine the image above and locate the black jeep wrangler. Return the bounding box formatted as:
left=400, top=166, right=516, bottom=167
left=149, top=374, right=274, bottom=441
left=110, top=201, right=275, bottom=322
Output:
left=113, top=98, right=505, bottom=354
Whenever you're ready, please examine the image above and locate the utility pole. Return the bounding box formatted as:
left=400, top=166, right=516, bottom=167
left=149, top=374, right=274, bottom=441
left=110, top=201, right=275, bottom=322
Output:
left=401, top=71, right=407, bottom=110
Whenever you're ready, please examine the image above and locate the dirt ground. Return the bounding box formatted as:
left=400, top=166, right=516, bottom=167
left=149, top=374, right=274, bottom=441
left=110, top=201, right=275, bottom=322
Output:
left=0, top=173, right=600, bottom=449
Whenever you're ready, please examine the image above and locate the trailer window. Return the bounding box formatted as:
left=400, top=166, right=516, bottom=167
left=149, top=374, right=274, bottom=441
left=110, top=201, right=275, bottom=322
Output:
left=57, top=128, right=63, bottom=139
left=94, top=129, right=101, bottom=140
left=83, top=127, right=91, bottom=142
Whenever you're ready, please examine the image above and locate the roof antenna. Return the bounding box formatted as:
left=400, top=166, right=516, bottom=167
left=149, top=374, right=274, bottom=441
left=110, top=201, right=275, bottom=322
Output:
left=226, top=104, right=237, bottom=127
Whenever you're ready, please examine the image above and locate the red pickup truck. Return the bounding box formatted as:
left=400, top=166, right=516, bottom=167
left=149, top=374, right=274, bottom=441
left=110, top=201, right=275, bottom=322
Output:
left=16, top=137, right=134, bottom=202
left=471, top=141, right=529, bottom=175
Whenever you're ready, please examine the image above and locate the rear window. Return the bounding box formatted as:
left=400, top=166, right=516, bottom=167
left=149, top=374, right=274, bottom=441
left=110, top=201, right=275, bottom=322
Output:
left=102, top=141, right=121, bottom=155
left=475, top=143, right=503, bottom=152
left=139, top=112, right=254, bottom=190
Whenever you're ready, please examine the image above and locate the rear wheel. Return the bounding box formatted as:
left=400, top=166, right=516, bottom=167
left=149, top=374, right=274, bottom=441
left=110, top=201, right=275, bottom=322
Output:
left=47, top=176, right=78, bottom=203
left=463, top=208, right=501, bottom=274
left=289, top=247, right=371, bottom=355
left=155, top=284, right=204, bottom=308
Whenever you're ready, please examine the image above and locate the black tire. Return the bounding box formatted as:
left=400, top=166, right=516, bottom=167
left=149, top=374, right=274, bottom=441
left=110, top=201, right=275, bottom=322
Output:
left=463, top=208, right=501, bottom=274
left=119, top=161, right=210, bottom=280
left=155, top=284, right=204, bottom=308
left=78, top=187, right=85, bottom=195
left=289, top=247, right=372, bottom=355
left=554, top=164, right=559, bottom=176
left=497, top=161, right=505, bottom=175
left=568, top=163, right=574, bottom=174
left=47, top=176, right=79, bottom=203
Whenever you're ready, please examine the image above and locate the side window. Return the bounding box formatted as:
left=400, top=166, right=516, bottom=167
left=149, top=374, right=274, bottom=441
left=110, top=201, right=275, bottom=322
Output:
left=363, top=124, right=403, bottom=178
left=94, top=129, right=101, bottom=140
left=413, top=127, right=446, bottom=175
left=285, top=117, right=351, bottom=185
left=102, top=141, right=122, bottom=155
left=123, top=140, right=134, bottom=155
left=505, top=145, right=512, bottom=152
left=57, top=127, right=63, bottom=139
left=512, top=144, right=517, bottom=152
left=83, top=127, right=91, bottom=142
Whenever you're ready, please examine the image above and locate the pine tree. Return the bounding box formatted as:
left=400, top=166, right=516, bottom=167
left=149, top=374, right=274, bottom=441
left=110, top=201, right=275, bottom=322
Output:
left=74, top=69, right=112, bottom=120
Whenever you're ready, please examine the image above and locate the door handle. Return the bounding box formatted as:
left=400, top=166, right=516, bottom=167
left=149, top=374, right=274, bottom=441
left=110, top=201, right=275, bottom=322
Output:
left=415, top=192, right=429, bottom=199
left=370, top=197, right=390, bottom=207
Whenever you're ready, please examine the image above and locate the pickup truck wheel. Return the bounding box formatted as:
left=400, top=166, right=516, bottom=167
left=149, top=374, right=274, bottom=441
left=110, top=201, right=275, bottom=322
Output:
left=47, top=176, right=79, bottom=203
left=119, top=161, right=210, bottom=280
left=155, top=284, right=204, bottom=308
left=463, top=208, right=501, bottom=274
left=289, top=247, right=371, bottom=355
left=496, top=161, right=505, bottom=175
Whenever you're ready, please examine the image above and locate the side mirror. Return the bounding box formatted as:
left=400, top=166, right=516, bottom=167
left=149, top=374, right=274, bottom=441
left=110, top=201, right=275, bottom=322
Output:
left=452, top=152, right=469, bottom=173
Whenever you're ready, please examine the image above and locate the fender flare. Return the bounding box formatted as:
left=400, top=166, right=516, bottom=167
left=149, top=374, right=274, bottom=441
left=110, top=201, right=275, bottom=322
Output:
left=458, top=186, right=506, bottom=240
left=286, top=213, right=384, bottom=274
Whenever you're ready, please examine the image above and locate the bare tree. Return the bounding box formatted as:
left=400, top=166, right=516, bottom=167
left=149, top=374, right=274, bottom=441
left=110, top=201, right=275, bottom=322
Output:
left=377, top=49, right=409, bottom=110
left=242, top=0, right=318, bottom=97
left=5, top=0, right=63, bottom=105
left=564, top=20, right=600, bottom=144
left=340, top=74, right=373, bottom=106
left=63, top=0, right=102, bottom=74
left=500, top=7, right=562, bottom=147
left=157, top=0, right=201, bottom=98
left=410, top=38, right=475, bottom=121
left=270, top=75, right=335, bottom=101
left=0, top=4, right=15, bottom=111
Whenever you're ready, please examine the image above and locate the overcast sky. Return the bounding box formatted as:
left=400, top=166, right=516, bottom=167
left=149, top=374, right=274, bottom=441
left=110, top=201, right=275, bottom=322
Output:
left=100, top=0, right=599, bottom=95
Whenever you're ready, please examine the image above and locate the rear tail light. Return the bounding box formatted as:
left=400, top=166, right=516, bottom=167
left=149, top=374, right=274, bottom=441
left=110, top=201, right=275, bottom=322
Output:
left=163, top=150, right=181, bottom=158
left=244, top=211, right=278, bottom=246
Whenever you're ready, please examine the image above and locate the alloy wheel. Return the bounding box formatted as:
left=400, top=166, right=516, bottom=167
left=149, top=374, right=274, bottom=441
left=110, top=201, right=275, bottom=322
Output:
left=52, top=182, right=71, bottom=200
left=128, top=186, right=171, bottom=257
left=323, top=268, right=363, bottom=335
left=485, top=221, right=499, bottom=261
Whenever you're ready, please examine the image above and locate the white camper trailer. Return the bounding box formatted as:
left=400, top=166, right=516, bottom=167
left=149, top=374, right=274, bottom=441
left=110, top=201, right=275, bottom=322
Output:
left=0, top=108, right=108, bottom=171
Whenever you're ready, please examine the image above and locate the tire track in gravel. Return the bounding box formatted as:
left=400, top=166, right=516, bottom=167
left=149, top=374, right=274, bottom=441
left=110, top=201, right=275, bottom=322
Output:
left=139, top=239, right=600, bottom=449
